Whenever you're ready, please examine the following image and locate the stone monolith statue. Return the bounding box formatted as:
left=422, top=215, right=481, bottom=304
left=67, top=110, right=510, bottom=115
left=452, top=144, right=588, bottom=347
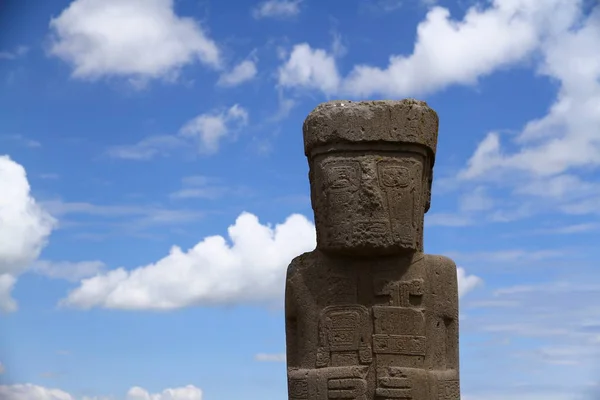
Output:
left=285, top=100, right=460, bottom=400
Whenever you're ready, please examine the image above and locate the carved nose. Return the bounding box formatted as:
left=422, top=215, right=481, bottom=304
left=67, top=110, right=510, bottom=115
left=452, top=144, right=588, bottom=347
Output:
left=358, top=180, right=384, bottom=211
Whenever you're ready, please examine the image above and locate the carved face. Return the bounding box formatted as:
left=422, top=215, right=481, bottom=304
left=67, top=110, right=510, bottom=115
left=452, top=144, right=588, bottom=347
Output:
left=310, top=150, right=429, bottom=256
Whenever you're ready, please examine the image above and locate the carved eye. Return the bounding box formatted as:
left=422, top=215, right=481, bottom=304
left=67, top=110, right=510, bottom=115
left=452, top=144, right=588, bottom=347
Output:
left=327, top=166, right=357, bottom=189
left=331, top=175, right=351, bottom=189
left=381, top=166, right=410, bottom=187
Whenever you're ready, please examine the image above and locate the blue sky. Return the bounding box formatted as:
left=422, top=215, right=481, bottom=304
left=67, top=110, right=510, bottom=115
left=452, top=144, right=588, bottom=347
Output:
left=0, top=0, right=599, bottom=399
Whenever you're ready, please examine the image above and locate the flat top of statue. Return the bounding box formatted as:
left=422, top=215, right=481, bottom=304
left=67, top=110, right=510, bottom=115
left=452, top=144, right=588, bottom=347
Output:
left=303, top=99, right=439, bottom=161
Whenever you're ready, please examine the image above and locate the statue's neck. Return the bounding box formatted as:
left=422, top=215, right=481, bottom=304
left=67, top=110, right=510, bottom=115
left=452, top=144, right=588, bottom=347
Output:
left=315, top=249, right=424, bottom=267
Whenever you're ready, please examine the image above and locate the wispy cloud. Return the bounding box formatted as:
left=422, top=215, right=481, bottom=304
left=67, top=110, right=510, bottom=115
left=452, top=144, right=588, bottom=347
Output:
left=255, top=353, right=286, bottom=362
left=0, top=46, right=29, bottom=60
left=169, top=175, right=251, bottom=200
left=39, top=173, right=60, bottom=180
left=252, top=0, right=302, bottom=19
left=31, top=260, right=106, bottom=282
left=108, top=105, right=249, bottom=160
left=41, top=199, right=206, bottom=235
left=106, top=135, right=184, bottom=161
left=1, top=134, right=41, bottom=148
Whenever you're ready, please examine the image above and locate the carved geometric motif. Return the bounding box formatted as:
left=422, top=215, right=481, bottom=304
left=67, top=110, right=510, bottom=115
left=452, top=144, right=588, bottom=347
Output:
left=372, top=334, right=426, bottom=356
left=288, top=378, right=309, bottom=400
left=375, top=367, right=413, bottom=399
left=374, top=279, right=424, bottom=308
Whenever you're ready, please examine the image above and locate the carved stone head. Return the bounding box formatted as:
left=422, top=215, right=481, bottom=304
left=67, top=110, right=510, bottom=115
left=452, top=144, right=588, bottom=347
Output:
left=303, top=100, right=439, bottom=256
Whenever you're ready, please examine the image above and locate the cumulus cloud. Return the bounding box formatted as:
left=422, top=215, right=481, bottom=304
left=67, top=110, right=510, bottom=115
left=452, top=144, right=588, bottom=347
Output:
left=0, top=384, right=75, bottom=400
left=61, top=210, right=481, bottom=310
left=0, top=156, right=56, bottom=312
left=127, top=385, right=202, bottom=400
left=252, top=0, right=302, bottom=19
left=278, top=0, right=580, bottom=97
left=278, top=44, right=340, bottom=94
left=0, top=384, right=203, bottom=400
left=439, top=2, right=600, bottom=223
left=60, top=212, right=316, bottom=310
left=217, top=59, right=258, bottom=87
left=460, top=3, right=600, bottom=180
left=48, top=0, right=221, bottom=82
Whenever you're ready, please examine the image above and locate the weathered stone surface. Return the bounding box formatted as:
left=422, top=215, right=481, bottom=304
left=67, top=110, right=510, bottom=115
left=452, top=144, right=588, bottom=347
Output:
left=286, top=99, right=460, bottom=399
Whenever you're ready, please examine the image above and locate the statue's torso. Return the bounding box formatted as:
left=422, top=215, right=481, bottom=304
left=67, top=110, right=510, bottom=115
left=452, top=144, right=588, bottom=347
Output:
left=285, top=251, right=460, bottom=400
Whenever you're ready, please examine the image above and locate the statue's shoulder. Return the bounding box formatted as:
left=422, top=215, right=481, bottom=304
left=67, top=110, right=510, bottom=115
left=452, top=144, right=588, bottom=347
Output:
left=286, top=250, right=317, bottom=279
left=424, top=254, right=456, bottom=268
left=423, top=253, right=457, bottom=273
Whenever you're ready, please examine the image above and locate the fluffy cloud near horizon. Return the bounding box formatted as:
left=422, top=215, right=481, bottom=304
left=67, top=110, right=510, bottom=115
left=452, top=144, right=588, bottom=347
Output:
left=127, top=385, right=202, bottom=400
left=48, top=0, right=221, bottom=82
left=61, top=211, right=481, bottom=310
left=60, top=212, right=317, bottom=310
left=278, top=0, right=580, bottom=97
left=0, top=383, right=203, bottom=400
left=0, top=156, right=56, bottom=312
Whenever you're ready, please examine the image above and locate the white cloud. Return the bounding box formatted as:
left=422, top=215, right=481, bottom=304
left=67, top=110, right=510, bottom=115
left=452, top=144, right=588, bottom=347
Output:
left=48, top=0, right=221, bottom=82
left=278, top=0, right=580, bottom=97
left=0, top=156, right=56, bottom=312
left=0, top=384, right=75, bottom=400
left=252, top=0, right=302, bottom=19
left=255, top=353, right=286, bottom=362
left=277, top=44, right=340, bottom=94
left=460, top=4, right=600, bottom=182
left=217, top=59, right=257, bottom=87
left=127, top=385, right=202, bottom=400
left=61, top=211, right=480, bottom=310
left=179, top=105, right=249, bottom=153
left=0, top=384, right=202, bottom=400
left=31, top=260, right=106, bottom=282
left=457, top=267, right=483, bottom=298
left=0, top=361, right=5, bottom=374
left=60, top=212, right=316, bottom=310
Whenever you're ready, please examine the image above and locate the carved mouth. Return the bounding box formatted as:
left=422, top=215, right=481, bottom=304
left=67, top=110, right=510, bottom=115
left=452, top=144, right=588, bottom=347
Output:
left=354, top=220, right=389, bottom=235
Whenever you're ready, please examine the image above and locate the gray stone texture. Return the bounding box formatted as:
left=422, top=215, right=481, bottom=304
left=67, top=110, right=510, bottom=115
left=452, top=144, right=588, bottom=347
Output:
left=286, top=100, right=460, bottom=400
